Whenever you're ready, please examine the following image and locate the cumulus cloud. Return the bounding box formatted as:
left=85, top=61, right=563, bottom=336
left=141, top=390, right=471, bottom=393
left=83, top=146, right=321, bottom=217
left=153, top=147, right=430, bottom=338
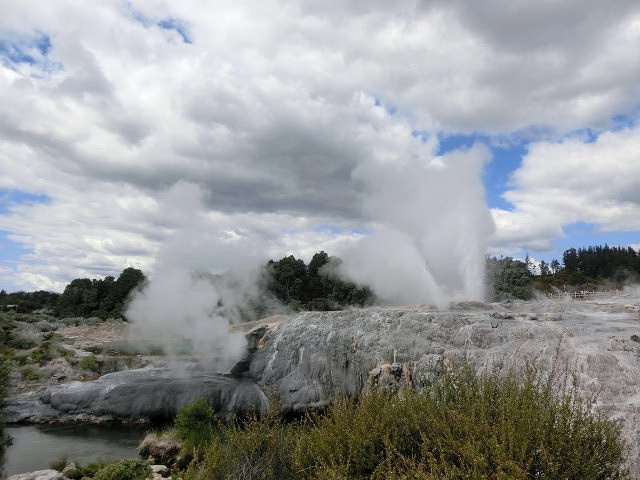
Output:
left=493, top=126, right=640, bottom=251
left=0, top=0, right=639, bottom=290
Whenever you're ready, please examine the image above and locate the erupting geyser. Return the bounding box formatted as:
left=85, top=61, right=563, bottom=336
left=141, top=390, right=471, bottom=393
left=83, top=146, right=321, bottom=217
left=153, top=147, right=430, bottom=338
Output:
left=340, top=141, right=494, bottom=308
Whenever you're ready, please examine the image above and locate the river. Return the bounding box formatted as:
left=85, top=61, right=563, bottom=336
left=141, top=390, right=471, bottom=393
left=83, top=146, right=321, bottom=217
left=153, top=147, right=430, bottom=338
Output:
left=2, top=424, right=148, bottom=477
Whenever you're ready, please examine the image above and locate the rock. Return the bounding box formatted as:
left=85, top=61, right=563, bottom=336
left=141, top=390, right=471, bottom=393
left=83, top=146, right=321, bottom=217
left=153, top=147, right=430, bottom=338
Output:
left=7, top=469, right=69, bottom=480
left=4, top=366, right=269, bottom=423
left=367, top=363, right=412, bottom=394
left=150, top=464, right=169, bottom=476
left=43, top=358, right=74, bottom=383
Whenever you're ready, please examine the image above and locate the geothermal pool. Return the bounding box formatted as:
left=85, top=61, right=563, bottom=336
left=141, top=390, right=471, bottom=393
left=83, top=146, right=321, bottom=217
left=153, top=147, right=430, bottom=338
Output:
left=2, top=424, right=147, bottom=476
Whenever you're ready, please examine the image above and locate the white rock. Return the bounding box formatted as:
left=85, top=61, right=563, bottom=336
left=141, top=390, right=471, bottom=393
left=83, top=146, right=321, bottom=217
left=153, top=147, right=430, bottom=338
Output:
left=7, top=469, right=69, bottom=480
left=151, top=464, right=169, bottom=475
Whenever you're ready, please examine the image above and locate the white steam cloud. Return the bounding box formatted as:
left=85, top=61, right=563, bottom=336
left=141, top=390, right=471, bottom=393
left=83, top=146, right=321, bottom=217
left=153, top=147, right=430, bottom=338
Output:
left=339, top=142, right=494, bottom=308
left=124, top=183, right=268, bottom=369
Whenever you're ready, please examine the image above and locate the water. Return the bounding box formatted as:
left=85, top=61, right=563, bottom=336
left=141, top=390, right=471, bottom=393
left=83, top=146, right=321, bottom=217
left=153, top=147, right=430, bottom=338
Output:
left=3, top=424, right=148, bottom=476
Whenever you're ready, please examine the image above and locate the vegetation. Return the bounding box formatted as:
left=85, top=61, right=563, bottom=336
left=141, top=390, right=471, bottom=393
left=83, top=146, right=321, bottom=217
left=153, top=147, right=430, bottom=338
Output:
left=78, top=354, right=99, bottom=372
left=182, top=365, right=628, bottom=480
left=486, top=256, right=534, bottom=301
left=487, top=244, right=640, bottom=299
left=59, top=461, right=107, bottom=479
left=54, top=267, right=146, bottom=319
left=0, top=289, right=59, bottom=313
left=266, top=251, right=374, bottom=311
left=174, top=397, right=218, bottom=452
left=534, top=245, right=640, bottom=293
left=92, top=459, right=151, bottom=480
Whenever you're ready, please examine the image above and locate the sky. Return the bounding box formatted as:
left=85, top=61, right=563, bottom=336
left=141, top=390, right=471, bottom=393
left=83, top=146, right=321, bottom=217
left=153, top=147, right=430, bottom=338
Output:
left=1, top=0, right=640, bottom=292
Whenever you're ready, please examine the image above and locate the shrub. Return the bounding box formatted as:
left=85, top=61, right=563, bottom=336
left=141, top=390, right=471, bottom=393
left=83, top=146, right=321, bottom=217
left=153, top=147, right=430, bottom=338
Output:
left=21, top=366, right=48, bottom=381
left=30, top=346, right=50, bottom=365
left=63, top=461, right=106, bottom=479
left=186, top=365, right=629, bottom=480
left=7, top=335, right=37, bottom=350
left=49, top=456, right=68, bottom=471
left=185, top=414, right=299, bottom=480
left=93, top=459, right=151, bottom=480
left=79, top=354, right=99, bottom=372
left=175, top=398, right=218, bottom=451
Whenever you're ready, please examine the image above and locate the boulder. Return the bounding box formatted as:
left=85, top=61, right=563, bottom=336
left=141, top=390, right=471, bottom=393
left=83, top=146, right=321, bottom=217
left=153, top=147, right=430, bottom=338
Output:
left=4, top=366, right=268, bottom=423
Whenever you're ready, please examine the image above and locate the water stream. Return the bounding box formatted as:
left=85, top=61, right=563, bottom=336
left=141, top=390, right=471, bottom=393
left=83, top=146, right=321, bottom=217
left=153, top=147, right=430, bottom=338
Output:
left=3, top=424, right=148, bottom=477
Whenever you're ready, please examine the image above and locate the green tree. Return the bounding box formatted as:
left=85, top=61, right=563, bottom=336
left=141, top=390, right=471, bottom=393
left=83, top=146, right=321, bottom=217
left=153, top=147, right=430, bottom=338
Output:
left=486, top=257, right=534, bottom=300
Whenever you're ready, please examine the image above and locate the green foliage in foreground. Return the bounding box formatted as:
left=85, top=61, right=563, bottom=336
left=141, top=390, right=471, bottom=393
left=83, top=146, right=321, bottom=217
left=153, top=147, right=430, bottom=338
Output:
left=184, top=366, right=628, bottom=480
left=92, top=459, right=151, bottom=480
left=174, top=397, right=218, bottom=452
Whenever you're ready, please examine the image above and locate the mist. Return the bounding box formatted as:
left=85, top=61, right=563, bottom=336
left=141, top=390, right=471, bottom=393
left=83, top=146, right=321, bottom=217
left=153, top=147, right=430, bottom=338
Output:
left=339, top=142, right=495, bottom=308
left=124, top=183, right=270, bottom=370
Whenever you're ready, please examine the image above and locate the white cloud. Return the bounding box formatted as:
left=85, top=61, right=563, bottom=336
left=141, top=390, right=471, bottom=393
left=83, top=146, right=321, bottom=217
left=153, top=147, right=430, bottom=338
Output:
left=493, top=126, right=640, bottom=251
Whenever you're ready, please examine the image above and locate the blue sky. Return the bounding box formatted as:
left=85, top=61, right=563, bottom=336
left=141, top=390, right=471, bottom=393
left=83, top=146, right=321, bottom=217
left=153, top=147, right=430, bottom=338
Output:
left=1, top=1, right=639, bottom=294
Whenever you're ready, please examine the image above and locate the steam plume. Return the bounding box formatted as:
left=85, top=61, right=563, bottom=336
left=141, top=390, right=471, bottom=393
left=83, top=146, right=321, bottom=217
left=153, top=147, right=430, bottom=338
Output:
left=124, top=183, right=267, bottom=369
left=339, top=142, right=494, bottom=308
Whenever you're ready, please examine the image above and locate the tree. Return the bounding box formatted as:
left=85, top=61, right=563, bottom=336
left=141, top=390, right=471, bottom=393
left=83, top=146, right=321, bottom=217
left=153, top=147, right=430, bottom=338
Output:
left=563, top=248, right=578, bottom=272
left=539, top=260, right=550, bottom=276
left=486, top=257, right=534, bottom=300
left=54, top=268, right=146, bottom=319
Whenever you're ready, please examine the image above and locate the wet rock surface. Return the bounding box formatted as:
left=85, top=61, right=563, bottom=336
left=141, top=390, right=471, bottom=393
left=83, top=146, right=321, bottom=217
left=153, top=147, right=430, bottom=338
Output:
left=4, top=366, right=268, bottom=423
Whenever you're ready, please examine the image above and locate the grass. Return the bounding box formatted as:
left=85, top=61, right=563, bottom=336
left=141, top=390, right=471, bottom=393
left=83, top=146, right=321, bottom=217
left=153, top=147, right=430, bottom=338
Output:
left=183, top=364, right=629, bottom=480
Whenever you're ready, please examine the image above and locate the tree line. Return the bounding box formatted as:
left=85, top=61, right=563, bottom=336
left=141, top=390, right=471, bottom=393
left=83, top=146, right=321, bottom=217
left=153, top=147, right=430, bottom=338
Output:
left=0, top=252, right=373, bottom=318
left=488, top=244, right=640, bottom=300
left=2, top=244, right=637, bottom=314
left=0, top=267, right=146, bottom=318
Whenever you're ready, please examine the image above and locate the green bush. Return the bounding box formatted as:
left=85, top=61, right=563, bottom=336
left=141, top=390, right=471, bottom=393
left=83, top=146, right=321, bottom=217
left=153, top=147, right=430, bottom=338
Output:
left=30, top=346, right=51, bottom=365
left=185, top=414, right=299, bottom=480
left=79, top=354, right=99, bottom=372
left=93, top=459, right=150, bottom=480
left=175, top=398, right=218, bottom=451
left=7, top=335, right=37, bottom=350
left=21, top=366, right=48, bottom=381
left=63, top=461, right=106, bottom=479
left=186, top=365, right=629, bottom=480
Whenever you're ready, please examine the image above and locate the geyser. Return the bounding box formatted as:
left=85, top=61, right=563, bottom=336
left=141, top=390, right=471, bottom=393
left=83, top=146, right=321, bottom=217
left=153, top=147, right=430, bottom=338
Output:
left=339, top=141, right=494, bottom=308
left=124, top=183, right=268, bottom=369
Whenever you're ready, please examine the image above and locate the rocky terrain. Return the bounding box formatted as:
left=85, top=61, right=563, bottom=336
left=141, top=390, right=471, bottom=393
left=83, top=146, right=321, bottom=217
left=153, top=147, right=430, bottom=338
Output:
left=5, top=293, right=640, bottom=473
